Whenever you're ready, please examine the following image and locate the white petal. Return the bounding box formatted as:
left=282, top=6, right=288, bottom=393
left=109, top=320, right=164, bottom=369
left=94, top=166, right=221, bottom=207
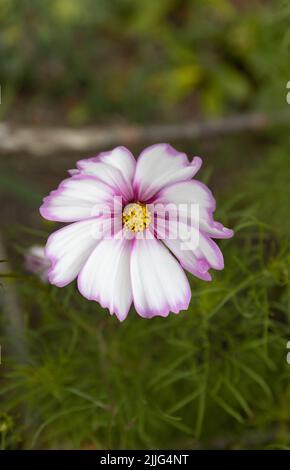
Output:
left=155, top=217, right=224, bottom=279
left=40, top=175, right=120, bottom=222
left=78, top=235, right=132, bottom=321
left=98, top=146, right=135, bottom=187
left=165, top=236, right=213, bottom=281
left=155, top=179, right=215, bottom=211
left=199, top=216, right=234, bottom=239
left=130, top=237, right=191, bottom=318
left=154, top=180, right=233, bottom=239
left=45, top=217, right=117, bottom=287
left=76, top=159, right=133, bottom=201
left=133, top=144, right=202, bottom=201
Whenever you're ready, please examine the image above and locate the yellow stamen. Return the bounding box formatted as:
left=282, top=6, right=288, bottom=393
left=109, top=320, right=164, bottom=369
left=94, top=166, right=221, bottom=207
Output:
left=122, top=203, right=151, bottom=233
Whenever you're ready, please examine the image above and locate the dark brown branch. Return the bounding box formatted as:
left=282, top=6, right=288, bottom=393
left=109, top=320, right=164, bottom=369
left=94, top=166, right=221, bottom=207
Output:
left=0, top=110, right=289, bottom=157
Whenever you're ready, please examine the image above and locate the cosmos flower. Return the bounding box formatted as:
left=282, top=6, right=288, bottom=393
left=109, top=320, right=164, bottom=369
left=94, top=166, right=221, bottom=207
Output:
left=24, top=245, right=51, bottom=282
left=40, top=144, right=233, bottom=321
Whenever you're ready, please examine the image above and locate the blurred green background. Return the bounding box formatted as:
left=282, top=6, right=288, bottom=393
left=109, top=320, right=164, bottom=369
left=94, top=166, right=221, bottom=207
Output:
left=0, top=0, right=290, bottom=450
left=1, top=0, right=289, bottom=124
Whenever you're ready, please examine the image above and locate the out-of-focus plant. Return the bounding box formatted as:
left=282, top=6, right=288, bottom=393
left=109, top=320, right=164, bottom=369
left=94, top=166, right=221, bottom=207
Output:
left=1, top=136, right=290, bottom=449
left=0, top=0, right=289, bottom=124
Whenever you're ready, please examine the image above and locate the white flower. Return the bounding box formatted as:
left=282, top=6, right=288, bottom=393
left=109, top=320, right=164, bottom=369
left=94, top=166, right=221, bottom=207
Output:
left=40, top=144, right=233, bottom=321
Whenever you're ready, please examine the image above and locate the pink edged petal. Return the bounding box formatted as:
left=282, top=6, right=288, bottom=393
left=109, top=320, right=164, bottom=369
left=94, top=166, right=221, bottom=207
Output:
left=199, top=212, right=234, bottom=239
left=154, top=217, right=224, bottom=280
left=154, top=180, right=234, bottom=239
left=163, top=237, right=213, bottom=282
left=97, top=146, right=136, bottom=186
left=45, top=216, right=120, bottom=287
left=75, top=146, right=135, bottom=191
left=133, top=143, right=202, bottom=201
left=198, top=233, right=224, bottom=270
left=75, top=160, right=133, bottom=201
left=40, top=175, right=121, bottom=222
left=77, top=234, right=132, bottom=321
left=154, top=179, right=215, bottom=211
left=130, top=237, right=191, bottom=318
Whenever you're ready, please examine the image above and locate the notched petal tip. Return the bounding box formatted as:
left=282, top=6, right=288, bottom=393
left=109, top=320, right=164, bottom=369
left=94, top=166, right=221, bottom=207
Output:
left=68, top=168, right=80, bottom=176
left=191, top=156, right=203, bottom=175
left=114, top=309, right=129, bottom=322
left=136, top=304, right=188, bottom=319
left=39, top=202, right=52, bottom=221
left=223, top=227, right=234, bottom=238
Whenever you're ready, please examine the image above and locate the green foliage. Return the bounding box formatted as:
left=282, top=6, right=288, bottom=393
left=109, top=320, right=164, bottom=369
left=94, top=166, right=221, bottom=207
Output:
left=0, top=0, right=289, bottom=123
left=1, top=139, right=290, bottom=449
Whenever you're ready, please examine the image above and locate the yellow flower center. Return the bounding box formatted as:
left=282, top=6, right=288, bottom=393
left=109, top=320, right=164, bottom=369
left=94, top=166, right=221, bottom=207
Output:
left=122, top=203, right=151, bottom=232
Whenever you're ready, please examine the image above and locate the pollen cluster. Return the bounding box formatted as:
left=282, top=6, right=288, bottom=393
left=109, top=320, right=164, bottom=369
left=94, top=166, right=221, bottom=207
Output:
left=122, top=203, right=151, bottom=232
